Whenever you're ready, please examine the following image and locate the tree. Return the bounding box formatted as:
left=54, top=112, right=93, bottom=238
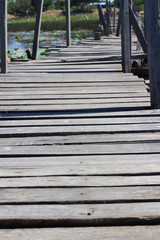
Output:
left=134, top=0, right=144, bottom=12
left=8, top=0, right=34, bottom=15
left=32, top=0, right=54, bottom=12
left=54, top=0, right=102, bottom=11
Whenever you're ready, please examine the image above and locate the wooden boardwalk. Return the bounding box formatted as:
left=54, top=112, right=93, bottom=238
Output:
left=0, top=36, right=160, bottom=239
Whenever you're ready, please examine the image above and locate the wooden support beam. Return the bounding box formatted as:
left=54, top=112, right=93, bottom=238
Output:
left=116, top=0, right=122, bottom=36
left=32, top=0, right=44, bottom=60
left=106, top=1, right=111, bottom=32
left=144, top=0, right=160, bottom=108
left=121, top=0, right=131, bottom=73
left=113, top=3, right=116, bottom=32
left=65, top=0, right=71, bottom=47
left=97, top=4, right=106, bottom=30
left=143, top=2, right=147, bottom=39
left=129, top=5, right=147, bottom=53
left=0, top=0, right=7, bottom=74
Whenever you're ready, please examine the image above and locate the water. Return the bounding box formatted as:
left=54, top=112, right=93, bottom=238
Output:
left=7, top=30, right=93, bottom=60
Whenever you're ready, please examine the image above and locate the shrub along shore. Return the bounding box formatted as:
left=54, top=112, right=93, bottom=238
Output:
left=8, top=13, right=100, bottom=32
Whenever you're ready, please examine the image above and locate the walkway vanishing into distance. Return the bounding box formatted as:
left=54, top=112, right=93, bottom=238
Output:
left=0, top=36, right=160, bottom=239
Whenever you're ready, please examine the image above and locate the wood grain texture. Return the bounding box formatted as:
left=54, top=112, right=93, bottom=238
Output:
left=1, top=175, right=160, bottom=188
left=0, top=154, right=159, bottom=177
left=0, top=32, right=159, bottom=235
left=0, top=186, right=160, bottom=204
left=0, top=203, right=160, bottom=227
left=0, top=226, right=160, bottom=240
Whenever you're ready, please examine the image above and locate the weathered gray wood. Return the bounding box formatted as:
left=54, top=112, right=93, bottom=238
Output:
left=144, top=0, right=160, bottom=108
left=1, top=186, right=160, bottom=204
left=116, top=0, right=122, bottom=36
left=106, top=1, right=111, bottom=32
left=1, top=122, right=159, bottom=137
left=65, top=0, right=71, bottom=47
left=0, top=132, right=160, bottom=147
left=1, top=109, right=159, bottom=119
left=0, top=142, right=160, bottom=156
left=1, top=175, right=160, bottom=188
left=0, top=80, right=146, bottom=86
left=129, top=5, right=147, bottom=53
left=8, top=67, right=122, bottom=73
left=97, top=4, right=106, bottom=30
left=0, top=102, right=150, bottom=112
left=0, top=17, right=159, bottom=236
left=0, top=74, right=145, bottom=83
left=121, top=0, right=131, bottom=73
left=0, top=94, right=149, bottom=102
left=112, top=3, right=116, bottom=32
left=0, top=203, right=160, bottom=227
left=0, top=154, right=159, bottom=177
left=0, top=0, right=7, bottom=74
left=0, top=98, right=150, bottom=107
left=0, top=86, right=148, bottom=93
left=0, top=226, right=160, bottom=240
left=32, top=0, right=44, bottom=60
left=0, top=116, right=158, bottom=127
left=0, top=154, right=159, bottom=166
left=2, top=174, right=160, bottom=188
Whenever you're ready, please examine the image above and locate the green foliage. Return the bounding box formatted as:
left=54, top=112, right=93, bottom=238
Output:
left=8, top=12, right=100, bottom=32
left=54, top=0, right=65, bottom=10
left=8, top=2, right=17, bottom=14
left=32, top=0, right=54, bottom=11
left=8, top=0, right=34, bottom=15
left=134, top=0, right=144, bottom=12
left=54, top=0, right=102, bottom=13
left=8, top=0, right=54, bottom=15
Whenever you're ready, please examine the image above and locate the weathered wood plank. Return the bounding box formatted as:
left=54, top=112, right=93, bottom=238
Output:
left=0, top=123, right=159, bottom=136
left=0, top=132, right=160, bottom=147
left=1, top=175, right=160, bottom=188
left=0, top=154, right=159, bottom=177
left=0, top=99, right=150, bottom=106
left=0, top=103, right=150, bottom=112
left=0, top=86, right=148, bottom=93
left=0, top=81, right=146, bottom=87
left=0, top=142, right=160, bottom=156
left=0, top=93, right=148, bottom=99
left=0, top=186, right=160, bottom=204
left=0, top=226, right=160, bottom=240
left=0, top=203, right=160, bottom=227
left=0, top=116, right=158, bottom=127
left=1, top=109, right=159, bottom=120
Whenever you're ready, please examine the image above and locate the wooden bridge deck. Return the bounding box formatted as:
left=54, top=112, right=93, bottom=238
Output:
left=0, top=36, right=160, bottom=239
